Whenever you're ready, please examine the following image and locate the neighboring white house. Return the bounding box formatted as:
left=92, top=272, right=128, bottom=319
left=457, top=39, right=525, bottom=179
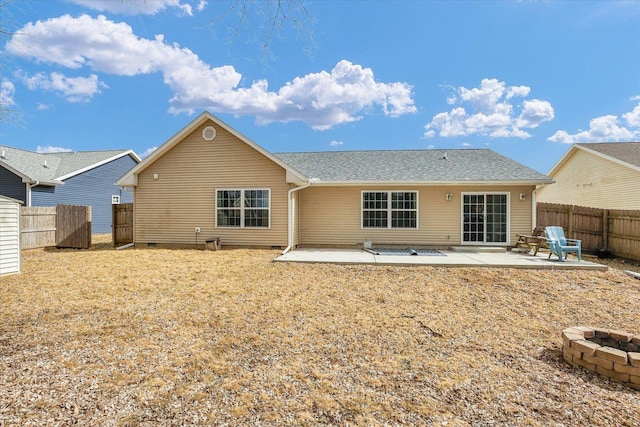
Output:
left=538, top=142, right=640, bottom=210
left=0, top=195, right=22, bottom=276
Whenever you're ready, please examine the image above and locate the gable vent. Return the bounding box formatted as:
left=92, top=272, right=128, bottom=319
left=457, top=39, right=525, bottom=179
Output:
left=202, top=126, right=217, bottom=141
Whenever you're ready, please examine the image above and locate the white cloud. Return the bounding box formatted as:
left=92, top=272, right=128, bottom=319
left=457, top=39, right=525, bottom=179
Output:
left=516, top=99, right=555, bottom=129
left=37, top=103, right=51, bottom=110
left=141, top=146, right=158, bottom=158
left=0, top=80, right=16, bottom=106
left=20, top=72, right=106, bottom=102
left=68, top=0, right=200, bottom=16
left=424, top=78, right=554, bottom=139
left=196, top=1, right=207, bottom=12
left=548, top=104, right=640, bottom=143
left=622, top=103, right=640, bottom=128
left=329, top=140, right=344, bottom=146
left=461, top=142, right=471, bottom=147
left=36, top=145, right=73, bottom=153
left=7, top=14, right=415, bottom=130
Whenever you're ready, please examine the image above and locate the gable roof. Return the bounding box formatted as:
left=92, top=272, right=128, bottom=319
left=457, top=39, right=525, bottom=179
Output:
left=116, top=111, right=308, bottom=187
left=548, top=142, right=640, bottom=176
left=117, top=111, right=552, bottom=187
left=0, top=146, right=140, bottom=186
left=275, top=149, right=553, bottom=185
left=576, top=142, right=640, bottom=168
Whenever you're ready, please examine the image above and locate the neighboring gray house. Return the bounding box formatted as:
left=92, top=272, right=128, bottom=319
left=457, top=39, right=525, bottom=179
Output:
left=0, top=146, right=140, bottom=233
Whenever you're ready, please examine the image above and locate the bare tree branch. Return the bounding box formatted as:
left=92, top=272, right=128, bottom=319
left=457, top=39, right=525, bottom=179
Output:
left=0, top=0, right=24, bottom=125
left=210, top=0, right=315, bottom=63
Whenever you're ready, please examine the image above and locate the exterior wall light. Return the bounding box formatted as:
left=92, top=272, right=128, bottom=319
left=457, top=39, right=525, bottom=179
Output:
left=446, top=193, right=453, bottom=201
left=520, top=193, right=526, bottom=201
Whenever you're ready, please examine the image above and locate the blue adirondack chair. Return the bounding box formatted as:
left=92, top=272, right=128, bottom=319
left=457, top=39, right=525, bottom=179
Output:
left=544, top=226, right=582, bottom=261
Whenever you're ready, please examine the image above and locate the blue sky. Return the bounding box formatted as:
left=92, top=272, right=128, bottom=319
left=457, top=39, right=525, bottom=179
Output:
left=1, top=0, right=639, bottom=174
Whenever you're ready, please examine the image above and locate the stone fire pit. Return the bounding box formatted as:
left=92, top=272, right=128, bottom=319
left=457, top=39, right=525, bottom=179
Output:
left=562, top=326, right=640, bottom=390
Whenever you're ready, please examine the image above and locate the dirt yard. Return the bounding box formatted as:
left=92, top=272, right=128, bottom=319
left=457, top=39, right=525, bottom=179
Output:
left=1, top=235, right=639, bottom=426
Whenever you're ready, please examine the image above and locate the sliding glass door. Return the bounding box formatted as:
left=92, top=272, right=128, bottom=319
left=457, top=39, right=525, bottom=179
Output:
left=462, top=193, right=509, bottom=244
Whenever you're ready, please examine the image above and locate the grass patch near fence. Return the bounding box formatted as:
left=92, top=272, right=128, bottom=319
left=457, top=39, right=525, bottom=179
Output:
left=1, top=236, right=639, bottom=425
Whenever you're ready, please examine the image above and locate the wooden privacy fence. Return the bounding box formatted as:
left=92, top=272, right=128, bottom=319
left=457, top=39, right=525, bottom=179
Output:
left=112, top=203, right=133, bottom=247
left=56, top=204, right=92, bottom=249
left=21, top=206, right=56, bottom=249
left=537, top=202, right=640, bottom=261
left=21, top=204, right=92, bottom=249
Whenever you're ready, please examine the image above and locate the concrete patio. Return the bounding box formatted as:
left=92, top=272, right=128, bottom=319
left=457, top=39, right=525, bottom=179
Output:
left=275, top=248, right=608, bottom=270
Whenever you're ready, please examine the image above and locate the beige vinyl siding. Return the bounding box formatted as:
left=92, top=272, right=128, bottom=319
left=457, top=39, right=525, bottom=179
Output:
left=538, top=150, right=640, bottom=210
left=134, top=120, right=290, bottom=247
left=298, top=185, right=535, bottom=247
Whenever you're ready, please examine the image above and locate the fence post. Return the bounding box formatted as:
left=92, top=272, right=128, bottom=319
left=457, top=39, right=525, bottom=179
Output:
left=602, top=209, right=609, bottom=251
left=568, top=204, right=574, bottom=238
left=112, top=204, right=116, bottom=248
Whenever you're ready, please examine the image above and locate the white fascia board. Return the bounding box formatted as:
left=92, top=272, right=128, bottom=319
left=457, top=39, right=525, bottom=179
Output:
left=285, top=169, right=308, bottom=185
left=546, top=145, right=576, bottom=176
left=307, top=179, right=554, bottom=186
left=56, top=150, right=140, bottom=181
left=116, top=113, right=213, bottom=186
left=0, top=161, right=61, bottom=186
left=0, top=161, right=33, bottom=183
left=116, top=173, right=138, bottom=187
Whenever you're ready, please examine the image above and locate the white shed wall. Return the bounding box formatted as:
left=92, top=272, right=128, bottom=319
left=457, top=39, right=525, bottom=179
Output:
left=0, top=196, right=21, bottom=276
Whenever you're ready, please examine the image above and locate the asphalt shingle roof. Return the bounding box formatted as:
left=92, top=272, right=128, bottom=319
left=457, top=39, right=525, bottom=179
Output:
left=275, top=149, right=552, bottom=183
left=577, top=142, right=640, bottom=168
left=0, top=146, right=132, bottom=184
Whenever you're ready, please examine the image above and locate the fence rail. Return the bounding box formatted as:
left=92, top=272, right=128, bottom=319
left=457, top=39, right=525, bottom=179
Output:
left=20, top=204, right=92, bottom=249
left=20, top=206, right=57, bottom=249
left=537, top=202, right=640, bottom=261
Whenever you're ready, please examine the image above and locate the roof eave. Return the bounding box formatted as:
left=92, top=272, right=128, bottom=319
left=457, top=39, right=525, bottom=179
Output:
left=306, top=179, right=554, bottom=186
left=117, top=112, right=309, bottom=187
left=56, top=150, right=140, bottom=181
left=574, top=144, right=640, bottom=173
left=0, top=160, right=62, bottom=186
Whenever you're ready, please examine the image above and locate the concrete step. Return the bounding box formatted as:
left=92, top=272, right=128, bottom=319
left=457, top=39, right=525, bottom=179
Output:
left=449, top=246, right=507, bottom=253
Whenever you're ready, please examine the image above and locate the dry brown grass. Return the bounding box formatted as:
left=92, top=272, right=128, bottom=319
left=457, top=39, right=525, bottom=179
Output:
left=1, top=235, right=639, bottom=426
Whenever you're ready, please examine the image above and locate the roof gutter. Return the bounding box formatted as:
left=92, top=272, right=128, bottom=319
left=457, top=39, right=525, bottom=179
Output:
left=281, top=180, right=313, bottom=255
left=304, top=179, right=554, bottom=186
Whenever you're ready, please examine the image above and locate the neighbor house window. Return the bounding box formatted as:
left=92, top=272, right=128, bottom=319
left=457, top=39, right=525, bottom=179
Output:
left=216, top=189, right=270, bottom=228
left=362, top=191, right=418, bottom=229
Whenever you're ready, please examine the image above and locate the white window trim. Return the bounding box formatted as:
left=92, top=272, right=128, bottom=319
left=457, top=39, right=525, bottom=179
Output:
left=460, top=192, right=510, bottom=245
left=215, top=188, right=271, bottom=229
left=360, top=190, right=419, bottom=230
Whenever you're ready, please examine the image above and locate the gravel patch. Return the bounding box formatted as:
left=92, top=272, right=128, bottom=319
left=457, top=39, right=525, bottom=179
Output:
left=1, top=235, right=639, bottom=426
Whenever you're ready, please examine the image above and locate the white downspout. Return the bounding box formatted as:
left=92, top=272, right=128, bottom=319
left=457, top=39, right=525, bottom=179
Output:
left=532, top=183, right=547, bottom=228
left=27, top=181, right=40, bottom=206
left=281, top=180, right=312, bottom=255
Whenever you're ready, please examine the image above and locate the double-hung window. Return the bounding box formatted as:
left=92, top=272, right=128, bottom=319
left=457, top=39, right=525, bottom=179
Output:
left=216, top=189, right=270, bottom=228
left=362, top=191, right=418, bottom=229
